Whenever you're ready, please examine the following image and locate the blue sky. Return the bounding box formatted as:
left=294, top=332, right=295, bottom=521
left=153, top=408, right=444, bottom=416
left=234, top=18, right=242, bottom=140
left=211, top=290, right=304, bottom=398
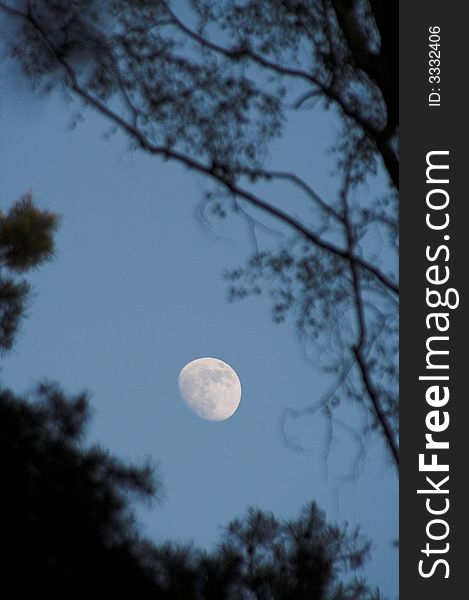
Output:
left=1, top=62, right=398, bottom=597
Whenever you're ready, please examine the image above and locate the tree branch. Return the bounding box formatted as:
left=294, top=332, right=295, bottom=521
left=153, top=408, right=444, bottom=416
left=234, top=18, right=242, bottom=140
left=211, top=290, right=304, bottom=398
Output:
left=340, top=149, right=398, bottom=467
left=12, top=3, right=398, bottom=297
left=239, top=167, right=344, bottom=223
left=166, top=2, right=399, bottom=188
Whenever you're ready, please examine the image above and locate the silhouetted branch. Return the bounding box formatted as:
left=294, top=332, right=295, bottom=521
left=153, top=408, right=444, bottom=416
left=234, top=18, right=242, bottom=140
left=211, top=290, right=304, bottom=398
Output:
left=166, top=2, right=398, bottom=188
left=5, top=2, right=398, bottom=299
left=340, top=144, right=398, bottom=467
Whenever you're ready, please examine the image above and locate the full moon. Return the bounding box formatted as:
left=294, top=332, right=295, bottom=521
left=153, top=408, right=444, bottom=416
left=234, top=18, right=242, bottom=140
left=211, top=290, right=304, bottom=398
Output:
left=178, top=357, right=242, bottom=421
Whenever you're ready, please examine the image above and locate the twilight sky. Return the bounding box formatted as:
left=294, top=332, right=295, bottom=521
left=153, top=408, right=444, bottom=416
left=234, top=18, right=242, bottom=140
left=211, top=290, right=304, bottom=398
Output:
left=0, top=51, right=398, bottom=597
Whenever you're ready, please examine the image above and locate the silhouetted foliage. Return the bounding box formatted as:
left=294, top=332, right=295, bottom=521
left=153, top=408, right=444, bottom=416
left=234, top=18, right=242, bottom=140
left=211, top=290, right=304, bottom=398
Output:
left=0, top=192, right=58, bottom=270
left=141, top=502, right=383, bottom=599
left=0, top=0, right=399, bottom=467
left=0, top=194, right=385, bottom=597
left=0, top=192, right=59, bottom=351
left=0, top=383, right=162, bottom=598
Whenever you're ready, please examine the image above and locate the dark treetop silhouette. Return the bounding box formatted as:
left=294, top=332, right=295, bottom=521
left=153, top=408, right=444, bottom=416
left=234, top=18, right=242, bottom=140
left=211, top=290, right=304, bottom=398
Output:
left=0, top=0, right=399, bottom=468
left=0, top=194, right=385, bottom=598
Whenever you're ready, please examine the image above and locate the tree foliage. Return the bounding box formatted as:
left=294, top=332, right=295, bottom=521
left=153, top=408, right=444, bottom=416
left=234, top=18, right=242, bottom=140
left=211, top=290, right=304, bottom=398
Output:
left=0, top=383, right=162, bottom=598
left=0, top=192, right=59, bottom=350
left=0, top=193, right=386, bottom=597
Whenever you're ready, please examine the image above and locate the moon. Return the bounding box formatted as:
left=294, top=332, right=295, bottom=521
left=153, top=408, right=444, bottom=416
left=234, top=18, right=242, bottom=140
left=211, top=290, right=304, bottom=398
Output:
left=178, top=357, right=242, bottom=421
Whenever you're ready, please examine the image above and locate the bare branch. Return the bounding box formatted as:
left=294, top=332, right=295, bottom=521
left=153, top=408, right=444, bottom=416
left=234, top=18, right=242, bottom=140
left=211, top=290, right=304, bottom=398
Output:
left=240, top=167, right=344, bottom=223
